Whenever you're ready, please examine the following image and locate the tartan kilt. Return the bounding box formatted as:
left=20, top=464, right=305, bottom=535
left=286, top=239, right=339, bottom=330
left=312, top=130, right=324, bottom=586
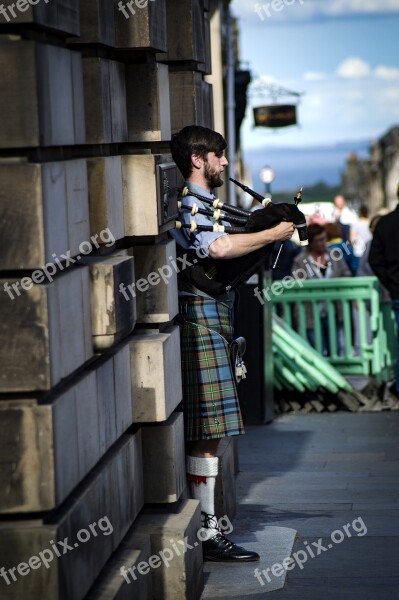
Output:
left=178, top=295, right=245, bottom=441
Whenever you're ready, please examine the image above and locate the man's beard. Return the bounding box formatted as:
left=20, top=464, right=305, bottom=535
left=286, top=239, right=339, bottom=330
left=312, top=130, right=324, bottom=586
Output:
left=204, top=160, right=224, bottom=189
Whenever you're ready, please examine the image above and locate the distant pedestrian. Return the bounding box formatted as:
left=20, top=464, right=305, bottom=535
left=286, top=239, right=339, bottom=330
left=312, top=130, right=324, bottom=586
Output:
left=271, top=239, right=301, bottom=281
left=369, top=202, right=399, bottom=398
left=292, top=224, right=351, bottom=355
left=325, top=222, right=358, bottom=275
left=351, top=204, right=372, bottom=259
left=332, top=195, right=357, bottom=243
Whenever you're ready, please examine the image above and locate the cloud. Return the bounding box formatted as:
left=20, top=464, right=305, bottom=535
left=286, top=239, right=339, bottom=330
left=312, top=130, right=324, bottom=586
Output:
left=243, top=56, right=399, bottom=150
left=375, top=65, right=399, bottom=79
left=232, top=0, right=399, bottom=25
left=303, top=71, right=326, bottom=81
left=336, top=57, right=371, bottom=78
left=333, top=58, right=399, bottom=80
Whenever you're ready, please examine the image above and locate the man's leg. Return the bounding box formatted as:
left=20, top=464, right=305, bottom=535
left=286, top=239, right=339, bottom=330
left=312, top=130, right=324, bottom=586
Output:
left=186, top=438, right=259, bottom=562
left=186, top=439, right=221, bottom=540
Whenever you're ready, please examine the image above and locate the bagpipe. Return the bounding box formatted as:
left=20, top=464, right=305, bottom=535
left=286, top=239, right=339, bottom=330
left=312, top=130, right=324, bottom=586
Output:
left=174, top=178, right=308, bottom=297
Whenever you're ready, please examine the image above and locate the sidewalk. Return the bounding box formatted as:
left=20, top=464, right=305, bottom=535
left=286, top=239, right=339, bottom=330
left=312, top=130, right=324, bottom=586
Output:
left=202, top=412, right=399, bottom=599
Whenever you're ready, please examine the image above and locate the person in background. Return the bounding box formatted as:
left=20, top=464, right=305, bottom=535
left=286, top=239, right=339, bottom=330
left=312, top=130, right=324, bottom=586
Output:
left=351, top=204, right=372, bottom=260
left=271, top=239, right=301, bottom=281
left=369, top=200, right=399, bottom=399
left=292, top=224, right=351, bottom=355
left=325, top=222, right=358, bottom=275
left=355, top=215, right=390, bottom=348
left=358, top=215, right=386, bottom=284
left=332, top=195, right=358, bottom=243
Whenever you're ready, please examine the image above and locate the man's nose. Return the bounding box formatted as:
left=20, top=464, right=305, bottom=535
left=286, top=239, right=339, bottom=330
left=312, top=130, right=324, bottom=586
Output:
left=222, top=156, right=228, bottom=166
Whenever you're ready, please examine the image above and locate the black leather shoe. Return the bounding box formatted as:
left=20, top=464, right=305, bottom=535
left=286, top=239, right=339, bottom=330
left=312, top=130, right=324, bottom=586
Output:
left=203, top=533, right=260, bottom=562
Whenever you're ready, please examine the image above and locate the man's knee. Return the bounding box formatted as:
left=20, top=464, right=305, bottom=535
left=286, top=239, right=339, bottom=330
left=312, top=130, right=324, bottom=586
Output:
left=188, top=438, right=221, bottom=457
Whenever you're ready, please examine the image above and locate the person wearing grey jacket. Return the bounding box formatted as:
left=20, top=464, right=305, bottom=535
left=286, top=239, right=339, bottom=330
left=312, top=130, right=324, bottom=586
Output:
left=292, top=223, right=351, bottom=354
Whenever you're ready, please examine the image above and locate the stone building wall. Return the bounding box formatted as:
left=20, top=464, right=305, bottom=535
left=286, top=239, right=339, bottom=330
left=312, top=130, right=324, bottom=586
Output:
left=0, top=1, right=236, bottom=598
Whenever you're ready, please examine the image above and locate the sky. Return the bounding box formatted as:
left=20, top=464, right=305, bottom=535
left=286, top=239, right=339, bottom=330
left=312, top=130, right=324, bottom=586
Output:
left=230, top=0, right=399, bottom=190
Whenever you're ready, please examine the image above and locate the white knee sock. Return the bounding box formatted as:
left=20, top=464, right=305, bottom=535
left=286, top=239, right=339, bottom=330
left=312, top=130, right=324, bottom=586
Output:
left=187, top=456, right=219, bottom=540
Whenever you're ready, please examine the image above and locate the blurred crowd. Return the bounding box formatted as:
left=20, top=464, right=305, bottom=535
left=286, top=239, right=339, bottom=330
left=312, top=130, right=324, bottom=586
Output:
left=272, top=194, right=385, bottom=284
left=270, top=193, right=399, bottom=398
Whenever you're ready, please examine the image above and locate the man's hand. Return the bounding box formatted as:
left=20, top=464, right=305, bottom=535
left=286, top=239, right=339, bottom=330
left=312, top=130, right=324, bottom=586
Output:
left=269, top=221, right=295, bottom=242
left=209, top=221, right=296, bottom=259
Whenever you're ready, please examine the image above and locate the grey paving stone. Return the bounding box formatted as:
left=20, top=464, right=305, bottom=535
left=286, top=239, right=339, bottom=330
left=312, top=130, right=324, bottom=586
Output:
left=288, top=536, right=399, bottom=580
left=232, top=512, right=399, bottom=537
left=201, top=526, right=297, bottom=598
left=201, top=412, right=399, bottom=598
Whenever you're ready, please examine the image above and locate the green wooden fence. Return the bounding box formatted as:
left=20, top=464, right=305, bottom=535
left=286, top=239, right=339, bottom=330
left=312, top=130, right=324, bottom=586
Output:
left=271, top=276, right=396, bottom=384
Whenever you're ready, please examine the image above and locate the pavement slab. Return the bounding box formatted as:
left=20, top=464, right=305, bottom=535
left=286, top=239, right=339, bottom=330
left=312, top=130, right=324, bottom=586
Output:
left=201, top=412, right=399, bottom=599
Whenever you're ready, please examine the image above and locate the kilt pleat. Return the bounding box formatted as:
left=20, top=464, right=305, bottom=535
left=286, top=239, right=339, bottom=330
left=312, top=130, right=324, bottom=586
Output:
left=179, top=296, right=245, bottom=441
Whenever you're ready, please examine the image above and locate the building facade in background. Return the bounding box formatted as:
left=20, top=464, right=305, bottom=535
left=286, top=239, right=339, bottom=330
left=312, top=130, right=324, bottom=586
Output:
left=341, top=126, right=399, bottom=214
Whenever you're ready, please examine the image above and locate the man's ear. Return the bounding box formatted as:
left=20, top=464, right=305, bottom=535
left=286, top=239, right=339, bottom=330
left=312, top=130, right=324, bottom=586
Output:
left=191, top=154, right=203, bottom=170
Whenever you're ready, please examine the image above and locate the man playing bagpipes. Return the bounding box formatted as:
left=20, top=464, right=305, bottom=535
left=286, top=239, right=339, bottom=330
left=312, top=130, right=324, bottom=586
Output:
left=169, top=125, right=296, bottom=562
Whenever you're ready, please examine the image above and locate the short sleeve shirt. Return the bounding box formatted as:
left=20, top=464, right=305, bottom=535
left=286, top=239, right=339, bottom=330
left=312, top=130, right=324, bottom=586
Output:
left=168, top=182, right=229, bottom=255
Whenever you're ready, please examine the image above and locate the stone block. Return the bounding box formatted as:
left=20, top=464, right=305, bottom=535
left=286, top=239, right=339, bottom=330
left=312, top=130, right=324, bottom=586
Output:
left=201, top=79, right=214, bottom=128
left=87, top=156, right=124, bottom=242
left=0, top=38, right=85, bottom=148
left=159, top=0, right=206, bottom=63
left=169, top=71, right=212, bottom=134
left=65, top=159, right=91, bottom=256
left=125, top=63, right=171, bottom=142
left=113, top=344, right=134, bottom=438
left=81, top=255, right=136, bottom=350
left=115, top=0, right=167, bottom=51
left=72, top=0, right=115, bottom=46
left=130, top=239, right=179, bottom=324
left=129, top=326, right=182, bottom=422
left=86, top=533, right=152, bottom=600
left=83, top=57, right=128, bottom=144
left=0, top=158, right=90, bottom=270
left=0, top=345, right=133, bottom=513
left=0, top=432, right=144, bottom=600
left=121, top=154, right=178, bottom=237
left=0, top=267, right=93, bottom=392
left=197, top=11, right=212, bottom=74
left=0, top=0, right=79, bottom=35
left=233, top=436, right=240, bottom=475
left=141, top=412, right=186, bottom=503
left=215, top=437, right=237, bottom=521
left=134, top=500, right=204, bottom=600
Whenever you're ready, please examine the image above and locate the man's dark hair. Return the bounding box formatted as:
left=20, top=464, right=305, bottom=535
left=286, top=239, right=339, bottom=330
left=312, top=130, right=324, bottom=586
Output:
left=359, top=204, right=369, bottom=218
left=307, top=223, right=326, bottom=244
left=170, top=125, right=227, bottom=179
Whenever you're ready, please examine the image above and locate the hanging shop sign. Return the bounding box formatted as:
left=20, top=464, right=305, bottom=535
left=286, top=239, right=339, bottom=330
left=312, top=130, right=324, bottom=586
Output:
left=253, top=104, right=297, bottom=128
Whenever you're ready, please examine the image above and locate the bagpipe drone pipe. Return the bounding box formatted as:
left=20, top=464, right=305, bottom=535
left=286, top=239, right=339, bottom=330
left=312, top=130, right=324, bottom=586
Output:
left=174, top=179, right=308, bottom=297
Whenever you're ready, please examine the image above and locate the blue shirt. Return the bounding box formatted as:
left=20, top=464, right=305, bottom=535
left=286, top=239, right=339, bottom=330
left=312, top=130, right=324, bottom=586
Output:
left=169, top=181, right=229, bottom=255
left=169, top=182, right=235, bottom=308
